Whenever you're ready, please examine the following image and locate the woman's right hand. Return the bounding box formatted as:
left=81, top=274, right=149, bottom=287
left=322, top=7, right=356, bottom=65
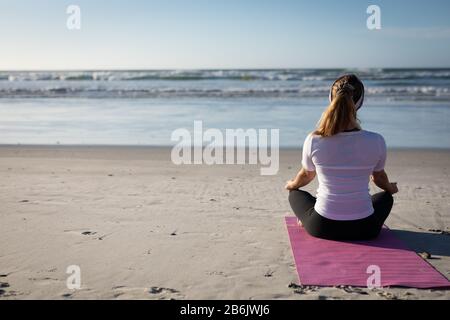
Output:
left=285, top=180, right=299, bottom=191
left=387, top=182, right=398, bottom=194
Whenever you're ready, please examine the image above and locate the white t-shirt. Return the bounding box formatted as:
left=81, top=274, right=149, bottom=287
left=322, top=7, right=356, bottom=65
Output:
left=302, top=130, right=387, bottom=221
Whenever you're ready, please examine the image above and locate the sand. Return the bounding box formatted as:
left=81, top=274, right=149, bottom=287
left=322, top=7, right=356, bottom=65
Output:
left=0, top=146, right=449, bottom=300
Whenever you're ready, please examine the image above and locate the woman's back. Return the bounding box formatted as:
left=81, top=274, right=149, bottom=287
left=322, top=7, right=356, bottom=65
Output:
left=302, top=129, right=387, bottom=221
left=287, top=74, right=396, bottom=240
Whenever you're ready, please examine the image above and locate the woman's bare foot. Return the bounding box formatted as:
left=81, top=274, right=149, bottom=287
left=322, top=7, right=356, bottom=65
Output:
left=297, top=219, right=303, bottom=227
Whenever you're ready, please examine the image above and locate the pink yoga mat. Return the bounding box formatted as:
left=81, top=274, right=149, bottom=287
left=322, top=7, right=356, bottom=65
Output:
left=285, top=216, right=450, bottom=289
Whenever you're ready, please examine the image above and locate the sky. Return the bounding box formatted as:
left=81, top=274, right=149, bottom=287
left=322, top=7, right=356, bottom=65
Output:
left=0, top=0, right=450, bottom=70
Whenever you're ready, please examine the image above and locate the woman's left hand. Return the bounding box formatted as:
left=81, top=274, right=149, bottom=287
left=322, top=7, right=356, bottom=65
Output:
left=285, top=180, right=299, bottom=191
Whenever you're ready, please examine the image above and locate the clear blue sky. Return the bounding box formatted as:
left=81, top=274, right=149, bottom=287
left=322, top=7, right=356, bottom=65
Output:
left=0, top=0, right=449, bottom=69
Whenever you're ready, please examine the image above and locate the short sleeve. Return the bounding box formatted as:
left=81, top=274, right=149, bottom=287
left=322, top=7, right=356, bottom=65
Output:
left=373, top=135, right=387, bottom=172
left=301, top=133, right=316, bottom=171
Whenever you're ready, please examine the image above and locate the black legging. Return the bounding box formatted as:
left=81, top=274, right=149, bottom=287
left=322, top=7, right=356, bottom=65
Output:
left=288, top=190, right=394, bottom=241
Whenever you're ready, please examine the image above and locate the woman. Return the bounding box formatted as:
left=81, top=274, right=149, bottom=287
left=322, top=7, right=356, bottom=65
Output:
left=285, top=74, right=398, bottom=241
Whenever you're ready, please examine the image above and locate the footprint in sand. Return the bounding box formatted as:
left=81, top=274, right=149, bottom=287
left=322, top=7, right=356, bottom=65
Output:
left=64, top=229, right=98, bottom=237
left=148, top=286, right=179, bottom=294
left=81, top=231, right=97, bottom=236
left=0, top=278, right=20, bottom=298
left=111, top=286, right=183, bottom=299
left=335, top=285, right=369, bottom=295
left=206, top=271, right=226, bottom=277
left=148, top=286, right=184, bottom=299
left=28, top=277, right=60, bottom=287
left=376, top=291, right=399, bottom=300
left=288, top=282, right=319, bottom=294
left=0, top=274, right=10, bottom=295
left=264, top=269, right=274, bottom=277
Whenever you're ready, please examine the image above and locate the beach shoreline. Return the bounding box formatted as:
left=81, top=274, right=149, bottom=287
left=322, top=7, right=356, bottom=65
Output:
left=0, top=146, right=449, bottom=299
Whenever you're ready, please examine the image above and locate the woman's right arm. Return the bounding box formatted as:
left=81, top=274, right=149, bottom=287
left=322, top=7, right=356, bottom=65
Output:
left=371, top=170, right=398, bottom=194
left=372, top=135, right=398, bottom=194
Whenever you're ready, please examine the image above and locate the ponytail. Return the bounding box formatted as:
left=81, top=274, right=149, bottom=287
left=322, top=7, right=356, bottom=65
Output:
left=313, top=75, right=363, bottom=137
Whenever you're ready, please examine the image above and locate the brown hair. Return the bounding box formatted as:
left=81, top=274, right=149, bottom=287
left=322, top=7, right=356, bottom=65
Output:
left=313, top=74, right=364, bottom=137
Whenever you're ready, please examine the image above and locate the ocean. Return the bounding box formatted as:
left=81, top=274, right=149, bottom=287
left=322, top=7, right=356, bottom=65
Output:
left=0, top=69, right=449, bottom=148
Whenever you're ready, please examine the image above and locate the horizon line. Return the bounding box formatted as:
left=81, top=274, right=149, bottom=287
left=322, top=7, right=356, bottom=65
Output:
left=1, top=67, right=450, bottom=72
left=0, top=143, right=449, bottom=152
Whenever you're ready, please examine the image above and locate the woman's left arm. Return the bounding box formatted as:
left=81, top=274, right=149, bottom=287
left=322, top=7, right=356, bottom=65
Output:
left=285, top=168, right=316, bottom=191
